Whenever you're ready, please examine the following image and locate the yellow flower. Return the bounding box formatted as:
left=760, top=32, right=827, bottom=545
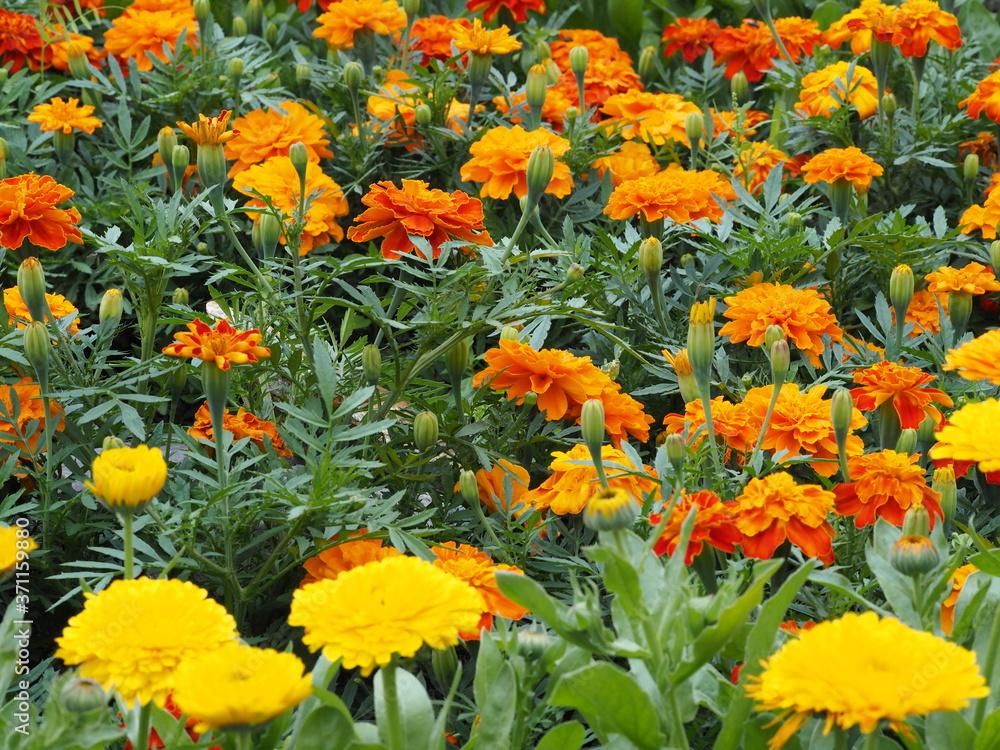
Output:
left=27, top=96, right=102, bottom=134
left=289, top=555, right=482, bottom=676
left=452, top=18, right=522, bottom=55
left=84, top=445, right=167, bottom=512
left=0, top=525, right=36, bottom=576
left=172, top=644, right=312, bottom=733
left=55, top=578, right=239, bottom=707
left=746, top=611, right=989, bottom=748
left=176, top=111, right=237, bottom=146
left=929, top=398, right=1000, bottom=473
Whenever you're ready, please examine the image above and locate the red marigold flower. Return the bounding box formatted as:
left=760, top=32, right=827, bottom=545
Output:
left=347, top=179, right=493, bottom=260
left=0, top=9, right=43, bottom=72
left=224, top=102, right=333, bottom=178
left=162, top=318, right=271, bottom=371
left=604, top=168, right=735, bottom=225
left=0, top=173, right=82, bottom=251
left=712, top=17, right=821, bottom=82
left=465, top=0, right=544, bottom=23
left=313, top=0, right=407, bottom=50
left=925, top=262, right=1000, bottom=294
left=300, top=530, right=401, bottom=587
left=801, top=147, right=883, bottom=192
left=795, top=61, right=879, bottom=121
left=661, top=17, right=721, bottom=62
left=188, top=402, right=291, bottom=457
left=650, top=489, right=741, bottom=564
left=733, top=472, right=836, bottom=565
left=850, top=361, right=953, bottom=428
left=459, top=125, right=572, bottom=200
left=833, top=449, right=943, bottom=528
left=103, top=0, right=198, bottom=71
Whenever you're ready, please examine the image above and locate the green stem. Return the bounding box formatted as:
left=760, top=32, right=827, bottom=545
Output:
left=862, top=729, right=882, bottom=750
left=749, top=374, right=784, bottom=466
left=972, top=601, right=1000, bottom=726
left=122, top=513, right=134, bottom=580
left=381, top=661, right=405, bottom=750
left=696, top=379, right=724, bottom=476
left=502, top=206, right=535, bottom=263
left=668, top=688, right=690, bottom=750
left=133, top=703, right=152, bottom=750
left=234, top=731, right=253, bottom=750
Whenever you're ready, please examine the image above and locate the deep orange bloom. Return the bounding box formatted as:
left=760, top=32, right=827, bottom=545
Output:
left=313, top=0, right=407, bottom=50
left=585, top=387, right=654, bottom=448
left=300, top=530, right=401, bottom=587
left=592, top=142, right=661, bottom=187
left=662, top=396, right=760, bottom=457
left=236, top=156, right=349, bottom=255
left=176, top=111, right=236, bottom=147
left=959, top=132, right=997, bottom=171
left=795, top=62, right=879, bottom=121
left=720, top=283, right=843, bottom=366
left=31, top=25, right=104, bottom=73
left=224, top=102, right=333, bottom=177
left=733, top=141, right=791, bottom=192
left=604, top=168, right=735, bottom=225
left=162, top=318, right=271, bottom=371
left=103, top=0, right=197, bottom=71
left=0, top=9, right=43, bottom=72
left=0, top=378, right=65, bottom=455
left=925, top=262, right=1000, bottom=294
left=898, top=288, right=946, bottom=336
left=712, top=17, right=821, bottom=82
left=661, top=17, right=721, bottom=62
left=409, top=15, right=471, bottom=64
left=28, top=97, right=102, bottom=135
left=465, top=0, right=544, bottom=23
left=825, top=0, right=901, bottom=54
left=600, top=91, right=701, bottom=147
left=493, top=86, right=575, bottom=131
left=459, top=126, right=572, bottom=200
left=801, top=147, right=883, bottom=192
left=851, top=361, right=952, bottom=428
left=549, top=29, right=640, bottom=108
left=833, top=450, right=942, bottom=528
left=941, top=564, right=977, bottom=635
left=4, top=286, right=81, bottom=334
left=432, top=542, right=527, bottom=639
left=347, top=180, right=493, bottom=260
left=733, top=472, right=836, bottom=566
left=460, top=459, right=531, bottom=513
left=961, top=70, right=1000, bottom=125
left=188, top=402, right=291, bottom=457
left=650, top=490, right=742, bottom=564
left=830, top=0, right=961, bottom=57
left=959, top=191, right=1000, bottom=239
left=452, top=18, right=521, bottom=55
left=0, top=173, right=83, bottom=251
left=943, top=329, right=1000, bottom=384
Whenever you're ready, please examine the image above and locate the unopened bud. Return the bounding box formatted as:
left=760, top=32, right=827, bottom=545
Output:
left=196, top=242, right=209, bottom=254
left=459, top=469, right=478, bottom=504
left=684, top=111, right=702, bottom=147
left=414, top=103, right=432, bottom=125
left=289, top=142, right=309, bottom=185
left=362, top=344, right=382, bottom=385
left=567, top=263, right=584, bottom=281
left=584, top=487, right=638, bottom=531
left=785, top=211, right=802, bottom=228
left=933, top=466, right=957, bottom=523
left=964, top=153, right=980, bottom=183
left=902, top=501, right=931, bottom=537
left=344, top=61, right=363, bottom=90
left=769, top=339, right=789, bottom=382
left=730, top=71, right=750, bottom=105
left=265, top=21, right=278, bottom=44
left=638, top=45, right=657, bottom=81
left=157, top=126, right=177, bottom=167
left=763, top=324, right=785, bottom=351
left=67, top=43, right=90, bottom=78
left=638, top=237, right=663, bottom=284
left=296, top=63, right=311, bottom=85
left=17, top=257, right=47, bottom=323
left=23, top=321, right=50, bottom=380
left=890, top=264, right=914, bottom=320
left=60, top=677, right=108, bottom=714
left=665, top=433, right=685, bottom=475
left=525, top=145, right=555, bottom=200
left=171, top=144, right=190, bottom=176
left=533, top=41, right=551, bottom=62
left=258, top=213, right=282, bottom=257
left=916, top=413, right=937, bottom=445
left=991, top=240, right=1000, bottom=274
left=580, top=398, right=606, bottom=456
left=99, top=289, right=124, bottom=327
left=948, top=290, right=973, bottom=336
left=881, top=92, right=897, bottom=118
left=413, top=411, right=439, bottom=451
left=895, top=428, right=917, bottom=455
left=193, top=0, right=210, bottom=24
left=890, top=533, right=939, bottom=576
left=516, top=628, right=553, bottom=661
left=522, top=392, right=537, bottom=407
left=686, top=298, right=717, bottom=380
left=526, top=64, right=548, bottom=111
left=569, top=45, right=588, bottom=77
left=229, top=57, right=245, bottom=79
left=245, top=0, right=263, bottom=34
left=830, top=389, right=854, bottom=446
left=231, top=15, right=248, bottom=36
left=197, top=139, right=226, bottom=192
left=499, top=326, right=520, bottom=341
left=103, top=435, right=126, bottom=451
left=172, top=288, right=189, bottom=306
left=445, top=338, right=470, bottom=382
left=467, top=50, right=493, bottom=88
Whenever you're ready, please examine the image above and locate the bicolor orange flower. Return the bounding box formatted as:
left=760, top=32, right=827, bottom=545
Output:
left=851, top=361, right=952, bottom=428
left=460, top=459, right=531, bottom=513
left=465, top=0, right=544, bottom=23
left=4, top=287, right=81, bottom=334
left=662, top=396, right=760, bottom=457
left=31, top=25, right=104, bottom=72
left=960, top=132, right=998, bottom=171
left=894, top=0, right=962, bottom=56
left=795, top=61, right=878, bottom=121
left=0, top=378, right=65, bottom=455
left=452, top=18, right=521, bottom=55
left=0, top=173, right=83, bottom=251
left=733, top=472, right=836, bottom=565
left=176, top=111, right=236, bottom=147
left=605, top=168, right=735, bottom=225
left=0, top=9, right=43, bottom=72
left=733, top=141, right=791, bottom=192
left=650, top=490, right=741, bottom=564
left=28, top=97, right=102, bottom=135
left=236, top=156, right=349, bottom=255
left=833, top=450, right=942, bottom=528
left=188, top=402, right=291, bottom=457
left=432, top=542, right=527, bottom=639
left=959, top=191, right=1000, bottom=238
left=801, top=147, right=883, bottom=192
left=839, top=0, right=965, bottom=57
left=300, top=530, right=401, bottom=587
left=943, top=329, right=1000, bottom=384
left=600, top=91, right=701, bottom=147
left=224, top=102, right=333, bottom=177
left=942, top=563, right=978, bottom=635
left=103, top=0, right=197, bottom=71
left=712, top=17, right=821, bottom=82
left=347, top=180, right=493, bottom=260
left=961, top=70, right=1000, bottom=125
left=593, top=142, right=661, bottom=186
left=459, top=126, right=572, bottom=200
left=409, top=15, right=471, bottom=64
left=720, top=283, right=843, bottom=366
left=925, top=262, right=1000, bottom=294
left=661, top=17, right=721, bottom=62
left=162, top=318, right=270, bottom=371
left=313, top=0, right=407, bottom=50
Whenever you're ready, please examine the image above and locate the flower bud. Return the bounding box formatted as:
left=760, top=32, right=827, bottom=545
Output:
left=522, top=392, right=537, bottom=408
left=964, top=153, right=980, bottom=183
left=265, top=21, right=278, bottom=44
left=895, top=428, right=917, bottom=455
left=245, top=0, right=263, bottom=34
left=533, top=40, right=551, bottom=62
left=499, top=326, right=520, bottom=341
left=543, top=57, right=560, bottom=85
left=686, top=298, right=716, bottom=380
left=584, top=487, right=638, bottom=531
left=17, top=257, right=47, bottom=323
left=201, top=361, right=232, bottom=430
left=990, top=241, right=1000, bottom=274
left=933, top=466, right=957, bottom=523
left=99, top=288, right=124, bottom=327
left=193, top=0, right=210, bottom=24
left=197, top=142, right=228, bottom=190
left=916, top=413, right=936, bottom=445
left=567, top=263, right=584, bottom=282
left=171, top=143, right=190, bottom=177
left=258, top=213, right=282, bottom=257
left=23, top=321, right=50, bottom=380
left=769, top=339, right=789, bottom=382
left=445, top=337, right=470, bottom=383
left=730, top=71, right=750, bottom=105
left=638, top=45, right=657, bottom=81
left=289, top=142, right=309, bottom=185
left=684, top=111, right=702, bottom=148
left=103, top=435, right=126, bottom=451
left=516, top=627, right=554, bottom=661
left=231, top=15, right=248, bottom=36
left=525, top=145, right=555, bottom=199
left=580, top=398, right=606, bottom=457
left=413, top=410, right=439, bottom=451
left=157, top=126, right=177, bottom=168
left=785, top=211, right=802, bottom=228
left=403, top=0, right=420, bottom=15
left=638, top=237, right=663, bottom=285
left=881, top=92, right=897, bottom=118
left=172, top=288, right=189, bottom=306
left=889, top=264, right=914, bottom=319
left=414, top=103, right=432, bottom=126
left=362, top=344, right=381, bottom=385
left=344, top=61, right=364, bottom=90
left=171, top=365, right=188, bottom=395
left=948, top=290, right=973, bottom=337
left=459, top=469, right=478, bottom=504
left=763, top=324, right=785, bottom=351
left=196, top=242, right=209, bottom=254
left=666, top=349, right=698, bottom=404
left=229, top=57, right=245, bottom=79
left=902, top=502, right=931, bottom=537
left=890, top=534, right=939, bottom=576
left=830, top=388, right=854, bottom=449
left=67, top=43, right=90, bottom=78
left=526, top=64, right=548, bottom=113
left=60, top=677, right=108, bottom=713
left=665, top=433, right=685, bottom=475
left=569, top=45, right=588, bottom=77
left=467, top=50, right=493, bottom=88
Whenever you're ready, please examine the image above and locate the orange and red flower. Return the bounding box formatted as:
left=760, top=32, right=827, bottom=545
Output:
left=549, top=29, right=640, bottom=108
left=465, top=0, right=544, bottom=23
left=0, top=173, right=82, bottom=251
left=850, top=361, right=953, bottom=429
left=0, top=9, right=43, bottom=72
left=650, top=490, right=741, bottom=564
left=300, top=530, right=401, bottom=587
left=961, top=70, right=1000, bottom=125
left=712, top=17, right=821, bottom=82
left=459, top=459, right=531, bottom=513
left=833, top=450, right=943, bottom=528
left=188, top=402, right=291, bottom=457
left=409, top=16, right=471, bottom=64
left=661, top=17, right=721, bottom=62
left=162, top=318, right=271, bottom=371
left=0, top=378, right=65, bottom=455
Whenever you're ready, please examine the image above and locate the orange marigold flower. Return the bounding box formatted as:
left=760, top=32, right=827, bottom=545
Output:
left=0, top=173, right=82, bottom=251
left=710, top=109, right=769, bottom=140
left=733, top=141, right=791, bottom=192
left=894, top=0, right=962, bottom=57
left=313, top=0, right=407, bottom=50
left=432, top=542, right=528, bottom=639
left=4, top=286, right=81, bottom=334
left=600, top=91, right=701, bottom=147
left=850, top=361, right=953, bottom=428
left=662, top=396, right=760, bottom=456
left=0, top=9, right=43, bottom=72
left=582, top=387, right=654, bottom=448
left=458, top=459, right=531, bottom=513
left=649, top=489, right=742, bottom=564
left=720, top=283, right=843, bottom=366
left=962, top=69, right=1000, bottom=125
left=27, top=96, right=102, bottom=135
left=925, top=262, right=1000, bottom=294
left=605, top=168, right=735, bottom=225
left=712, top=17, right=821, bottom=82
left=593, top=142, right=660, bottom=187
left=224, top=102, right=333, bottom=178
left=801, top=147, right=883, bottom=192
left=162, top=318, right=271, bottom=371
left=733, top=472, right=836, bottom=566
left=795, top=61, right=879, bottom=121
left=960, top=132, right=997, bottom=171
left=452, top=18, right=521, bottom=55
left=493, top=86, right=574, bottom=131
left=833, top=449, right=943, bottom=528
left=32, top=25, right=104, bottom=73
left=465, top=0, right=544, bottom=23
left=941, top=563, right=977, bottom=635
left=661, top=17, right=721, bottom=62
left=103, top=0, right=197, bottom=71
left=177, top=110, right=236, bottom=147
left=236, top=156, right=349, bottom=255
left=347, top=180, right=493, bottom=260
left=0, top=378, right=65, bottom=455
left=188, top=402, right=291, bottom=457
left=898, top=288, right=945, bottom=336
left=943, top=329, right=1000, bottom=384
left=409, top=15, right=471, bottom=64
left=742, top=384, right=867, bottom=477
left=300, top=530, right=401, bottom=587
left=459, top=126, right=572, bottom=200
left=521, top=443, right=659, bottom=515
left=959, top=191, right=1000, bottom=239
left=549, top=29, right=640, bottom=108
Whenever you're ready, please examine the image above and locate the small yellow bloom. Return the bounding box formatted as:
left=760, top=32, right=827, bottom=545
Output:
left=84, top=445, right=167, bottom=512
left=176, top=111, right=237, bottom=146
left=0, top=525, right=37, bottom=576
left=27, top=97, right=102, bottom=135
left=689, top=297, right=716, bottom=325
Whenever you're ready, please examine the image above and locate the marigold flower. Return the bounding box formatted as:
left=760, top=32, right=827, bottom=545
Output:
left=459, top=126, right=572, bottom=200
left=27, top=97, right=102, bottom=135
left=825, top=0, right=900, bottom=53
left=850, top=361, right=952, bottom=428
left=162, top=318, right=270, bottom=371
left=795, top=61, right=879, bottom=120
left=925, top=261, right=1000, bottom=294
left=465, top=0, right=544, bottom=23
left=941, top=563, right=978, bottom=635
left=605, top=168, right=735, bottom=225
left=711, top=109, right=769, bottom=140
left=103, top=0, right=198, bottom=71
left=347, top=180, right=493, bottom=260
left=4, top=286, right=80, bottom=334
left=592, top=141, right=660, bottom=187
left=589, top=386, right=655, bottom=447
left=600, top=91, right=701, bottom=147
left=549, top=29, right=640, bottom=108
left=895, top=0, right=962, bottom=57
left=959, top=191, right=1000, bottom=239
left=224, top=102, right=333, bottom=178
left=236, top=156, right=349, bottom=255
left=313, top=0, right=407, bottom=50
left=55, top=578, right=239, bottom=707
left=0, top=378, right=65, bottom=454
left=173, top=645, right=312, bottom=733
left=930, top=399, right=1000, bottom=473
left=0, top=173, right=83, bottom=251
left=712, top=17, right=821, bottom=82
left=459, top=459, right=531, bottom=513
left=898, top=288, right=945, bottom=336
left=746, top=611, right=989, bottom=747
left=289, top=555, right=483, bottom=676
left=661, top=17, right=721, bottom=62
left=942, top=329, right=1000, bottom=384
left=521, top=443, right=659, bottom=515
left=188, top=402, right=291, bottom=457
left=31, top=24, right=103, bottom=72
left=720, top=283, right=843, bottom=366
left=649, top=489, right=741, bottom=564
left=960, top=132, right=998, bottom=171
left=733, top=141, right=791, bottom=192
left=409, top=15, right=471, bottom=64
left=84, top=445, right=168, bottom=511
left=452, top=18, right=521, bottom=55
left=300, top=530, right=401, bottom=587
left=961, top=69, right=1000, bottom=125
left=833, top=450, right=942, bottom=528
left=801, top=147, right=883, bottom=192
left=176, top=111, right=236, bottom=147
left=493, top=86, right=575, bottom=131
left=663, top=396, right=760, bottom=457
left=0, top=9, right=43, bottom=72
left=0, top=526, right=36, bottom=576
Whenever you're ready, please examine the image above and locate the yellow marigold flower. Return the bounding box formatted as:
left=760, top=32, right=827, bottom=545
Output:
left=0, top=525, right=37, bottom=576
left=176, top=110, right=237, bottom=147
left=313, top=0, right=407, bottom=50
left=961, top=69, right=1000, bottom=125
left=84, top=445, right=168, bottom=512
left=289, top=556, right=483, bottom=676
left=600, top=90, right=701, bottom=147
left=224, top=101, right=334, bottom=177
left=944, top=329, right=1000, bottom=384
left=27, top=96, right=102, bottom=134
left=452, top=18, right=522, bottom=55
left=850, top=360, right=952, bottom=428
left=941, top=563, right=977, bottom=635
left=55, top=578, right=239, bottom=707
left=300, top=529, right=402, bottom=587
left=794, top=61, right=878, bottom=121
left=604, top=168, right=735, bottom=225
left=925, top=262, right=1000, bottom=294
left=833, top=449, right=943, bottom=528
left=459, top=125, right=572, bottom=200
left=746, top=611, right=989, bottom=747
left=162, top=318, right=271, bottom=371
left=930, top=399, right=1000, bottom=473
left=172, top=644, right=312, bottom=733
left=592, top=141, right=660, bottom=187
left=801, top=146, right=883, bottom=192
left=4, top=286, right=81, bottom=334
left=102, top=0, right=198, bottom=71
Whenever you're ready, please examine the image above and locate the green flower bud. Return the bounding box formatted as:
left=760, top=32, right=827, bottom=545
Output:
left=362, top=344, right=382, bottom=385
left=296, top=63, right=312, bottom=85
left=533, top=41, right=551, bottom=62
left=730, top=71, right=750, bottom=105
left=60, top=677, right=108, bottom=713
left=991, top=241, right=1000, bottom=274
left=522, top=392, right=538, bottom=407
left=197, top=143, right=228, bottom=190
left=103, top=435, right=126, bottom=451
left=414, top=103, right=432, bottom=125
left=763, top=324, right=785, bottom=351
left=157, top=126, right=178, bottom=168
left=684, top=111, right=702, bottom=147
left=403, top=0, right=420, bottom=16
left=526, top=64, right=548, bottom=112
left=344, top=61, right=364, bottom=90
left=468, top=51, right=493, bottom=88
left=948, top=290, right=973, bottom=337
left=245, top=0, right=263, bottom=34
left=895, top=428, right=917, bottom=455
left=193, top=0, right=210, bottom=24
left=171, top=143, right=190, bottom=178
left=933, top=466, right=957, bottom=524
left=53, top=130, right=74, bottom=161
left=231, top=15, right=248, bottom=36
left=258, top=213, right=282, bottom=257
left=830, top=388, right=854, bottom=454
left=686, top=298, right=716, bottom=381
left=67, top=43, right=90, bottom=79
left=289, top=142, right=309, bottom=185
left=459, top=469, right=478, bottom=504
left=902, top=501, right=931, bottom=537
left=172, top=288, right=189, bottom=306
left=516, top=627, right=554, bottom=661
left=445, top=338, right=470, bottom=383
left=769, top=339, right=789, bottom=382
left=890, top=534, right=939, bottom=576
left=569, top=45, right=588, bottom=77
left=881, top=92, right=897, bottom=117
left=171, top=365, right=188, bottom=395
left=583, top=487, right=638, bottom=531
left=785, top=211, right=802, bottom=228
left=916, top=413, right=936, bottom=445
left=23, top=321, right=50, bottom=380
left=679, top=253, right=694, bottom=267
left=665, top=433, right=685, bottom=475
left=567, top=263, right=584, bottom=281
left=99, top=288, right=124, bottom=327
left=265, top=21, right=278, bottom=45
left=229, top=57, right=245, bottom=80
left=637, top=45, right=657, bottom=81
left=499, top=326, right=520, bottom=342
left=638, top=237, right=663, bottom=285
left=890, top=264, right=914, bottom=319
left=525, top=144, right=555, bottom=200
left=196, top=242, right=209, bottom=254
left=201, top=361, right=232, bottom=430
left=17, top=257, right=47, bottom=323
left=964, top=153, right=980, bottom=183
left=580, top=398, right=606, bottom=455
left=413, top=410, right=439, bottom=451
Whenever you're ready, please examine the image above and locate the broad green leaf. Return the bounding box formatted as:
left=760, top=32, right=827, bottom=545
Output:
left=295, top=705, right=358, bottom=750
left=496, top=571, right=564, bottom=625
left=473, top=646, right=516, bottom=750
left=925, top=711, right=976, bottom=749
left=976, top=708, right=1000, bottom=750
left=970, top=550, right=1000, bottom=578
left=374, top=667, right=435, bottom=750
left=535, top=721, right=586, bottom=750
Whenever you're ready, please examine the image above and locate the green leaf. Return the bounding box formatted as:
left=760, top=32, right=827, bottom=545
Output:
left=374, top=667, right=435, bottom=750
left=959, top=0, right=1000, bottom=60
left=312, top=337, right=338, bottom=416
left=976, top=708, right=1000, bottom=750
left=295, top=705, right=358, bottom=750
left=496, top=571, right=564, bottom=624
left=970, top=550, right=1000, bottom=578
left=472, top=633, right=516, bottom=750
left=535, top=721, right=586, bottom=750
left=548, top=662, right=666, bottom=750
left=811, top=0, right=845, bottom=29
left=925, top=711, right=976, bottom=749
